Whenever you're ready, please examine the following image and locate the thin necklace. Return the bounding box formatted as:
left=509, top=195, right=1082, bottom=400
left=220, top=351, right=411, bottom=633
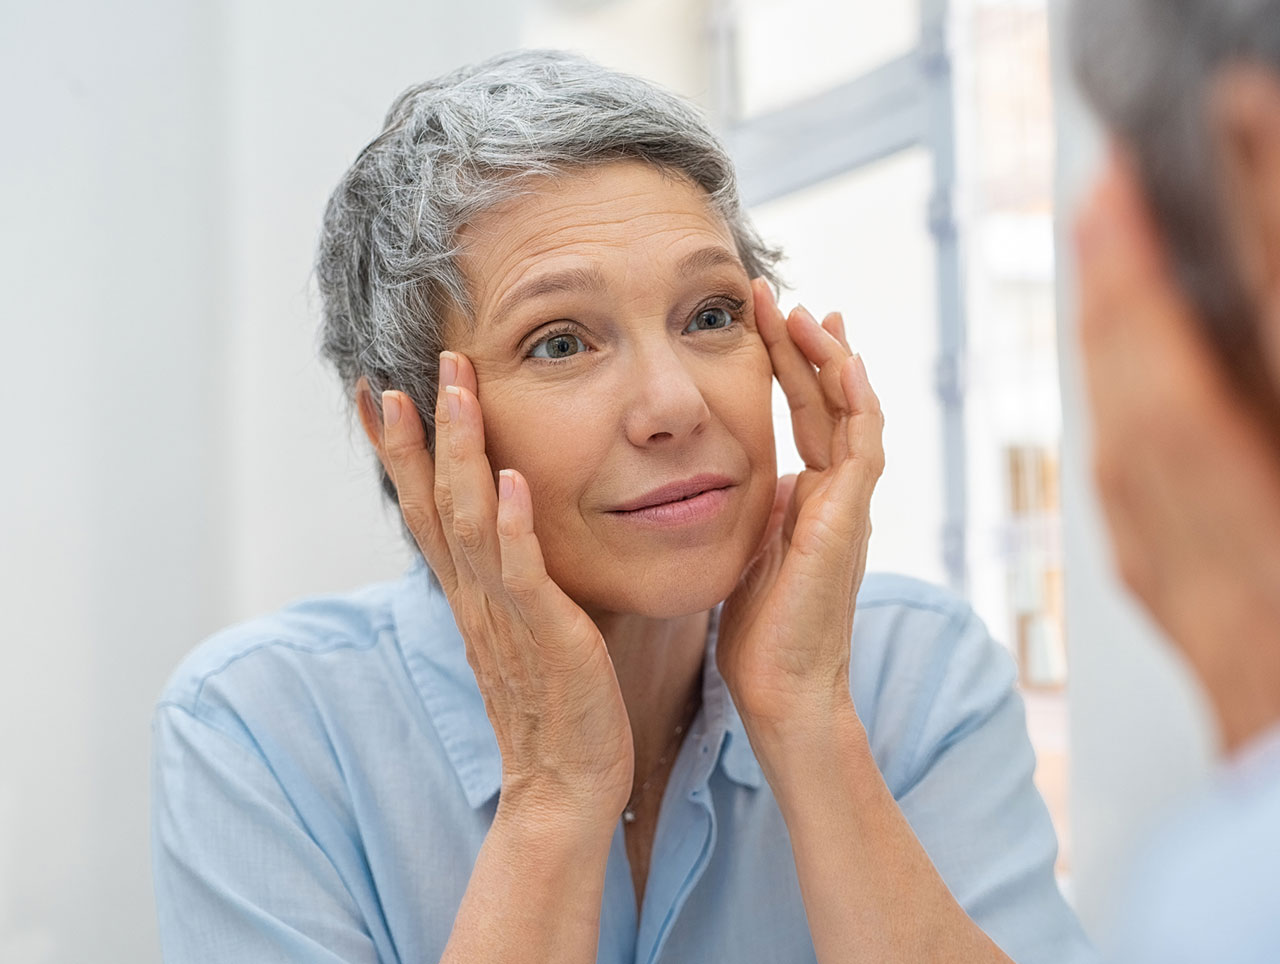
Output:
left=622, top=689, right=702, bottom=824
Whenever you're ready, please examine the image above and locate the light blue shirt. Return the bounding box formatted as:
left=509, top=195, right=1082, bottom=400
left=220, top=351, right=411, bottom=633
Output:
left=151, top=563, right=1096, bottom=963
left=1107, top=722, right=1280, bottom=964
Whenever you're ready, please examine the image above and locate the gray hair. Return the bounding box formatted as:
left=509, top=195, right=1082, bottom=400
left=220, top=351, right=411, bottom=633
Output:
left=1071, top=0, right=1280, bottom=428
left=316, top=49, right=782, bottom=535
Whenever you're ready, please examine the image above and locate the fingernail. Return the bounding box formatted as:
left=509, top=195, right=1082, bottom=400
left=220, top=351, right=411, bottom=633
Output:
left=796, top=304, right=816, bottom=324
left=382, top=391, right=401, bottom=428
left=498, top=469, right=514, bottom=501
left=440, top=351, right=458, bottom=389
left=851, top=352, right=868, bottom=386
left=445, top=385, right=461, bottom=421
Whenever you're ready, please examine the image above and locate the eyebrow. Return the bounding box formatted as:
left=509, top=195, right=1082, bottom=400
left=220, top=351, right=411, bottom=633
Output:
left=491, top=245, right=746, bottom=325
left=673, top=245, right=745, bottom=279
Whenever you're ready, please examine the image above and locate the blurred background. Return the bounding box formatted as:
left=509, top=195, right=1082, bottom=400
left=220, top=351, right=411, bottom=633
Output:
left=0, top=0, right=1218, bottom=959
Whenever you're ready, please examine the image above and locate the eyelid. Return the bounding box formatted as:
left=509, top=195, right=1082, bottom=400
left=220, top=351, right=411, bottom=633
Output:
left=699, top=294, right=746, bottom=314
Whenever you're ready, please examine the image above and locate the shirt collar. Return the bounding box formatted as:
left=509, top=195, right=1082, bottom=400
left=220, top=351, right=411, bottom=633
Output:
left=391, top=560, right=762, bottom=810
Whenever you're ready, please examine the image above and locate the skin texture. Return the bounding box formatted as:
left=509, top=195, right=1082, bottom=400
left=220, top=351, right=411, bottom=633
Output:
left=358, top=160, right=1013, bottom=962
left=1076, top=85, right=1280, bottom=755
left=451, top=163, right=779, bottom=621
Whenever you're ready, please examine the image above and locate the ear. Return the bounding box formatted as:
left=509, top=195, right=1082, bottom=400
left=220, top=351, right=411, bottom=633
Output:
left=1211, top=64, right=1280, bottom=388
left=354, top=376, right=393, bottom=477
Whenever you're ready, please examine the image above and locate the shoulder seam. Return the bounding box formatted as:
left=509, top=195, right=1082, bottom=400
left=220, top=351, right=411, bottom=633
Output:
left=857, top=595, right=959, bottom=616
left=172, top=626, right=391, bottom=715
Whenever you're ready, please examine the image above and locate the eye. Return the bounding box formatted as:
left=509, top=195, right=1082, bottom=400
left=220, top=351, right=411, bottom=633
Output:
left=684, top=305, right=735, bottom=333
left=529, top=330, right=587, bottom=360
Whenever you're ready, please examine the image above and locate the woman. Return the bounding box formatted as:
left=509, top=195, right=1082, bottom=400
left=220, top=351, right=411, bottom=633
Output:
left=1071, top=1, right=1280, bottom=960
left=151, top=51, right=1094, bottom=963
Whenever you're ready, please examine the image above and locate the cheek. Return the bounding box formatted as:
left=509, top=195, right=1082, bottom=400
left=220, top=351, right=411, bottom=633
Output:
left=478, top=384, right=601, bottom=526
left=717, top=345, right=776, bottom=461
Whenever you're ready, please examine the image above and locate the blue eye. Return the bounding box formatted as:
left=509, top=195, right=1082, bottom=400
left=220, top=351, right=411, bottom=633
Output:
left=684, top=306, right=734, bottom=333
left=530, top=331, right=587, bottom=360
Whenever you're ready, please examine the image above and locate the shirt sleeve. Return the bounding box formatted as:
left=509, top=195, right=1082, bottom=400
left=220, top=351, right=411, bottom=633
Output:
left=891, top=607, right=1099, bottom=964
left=151, top=702, right=385, bottom=964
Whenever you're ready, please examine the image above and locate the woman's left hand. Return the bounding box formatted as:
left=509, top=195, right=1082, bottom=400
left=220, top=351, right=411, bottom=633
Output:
left=717, top=279, right=885, bottom=747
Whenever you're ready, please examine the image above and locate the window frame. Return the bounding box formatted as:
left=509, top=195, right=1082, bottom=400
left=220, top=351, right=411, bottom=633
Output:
left=718, top=0, right=969, bottom=592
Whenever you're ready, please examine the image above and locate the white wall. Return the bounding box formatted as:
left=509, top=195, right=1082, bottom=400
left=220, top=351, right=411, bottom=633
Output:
left=1047, top=0, right=1217, bottom=937
left=0, top=2, right=520, bottom=960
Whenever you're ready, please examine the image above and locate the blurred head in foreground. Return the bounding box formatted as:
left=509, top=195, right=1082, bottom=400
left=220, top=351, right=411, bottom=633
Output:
left=1072, top=0, right=1280, bottom=750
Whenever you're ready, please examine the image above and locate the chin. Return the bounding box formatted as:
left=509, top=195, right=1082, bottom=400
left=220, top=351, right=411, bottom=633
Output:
left=558, top=541, right=758, bottom=621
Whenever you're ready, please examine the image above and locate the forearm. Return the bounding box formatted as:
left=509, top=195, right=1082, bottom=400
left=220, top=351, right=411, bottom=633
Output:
left=440, top=804, right=613, bottom=964
left=755, top=708, right=1012, bottom=964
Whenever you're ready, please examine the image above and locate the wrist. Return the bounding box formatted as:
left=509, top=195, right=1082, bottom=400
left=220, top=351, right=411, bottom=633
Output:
left=744, top=697, right=872, bottom=807
left=736, top=671, right=860, bottom=752
left=490, top=795, right=617, bottom=858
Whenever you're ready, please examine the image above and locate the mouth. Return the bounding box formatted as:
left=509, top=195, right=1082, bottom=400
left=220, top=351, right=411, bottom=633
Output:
left=608, top=474, right=735, bottom=526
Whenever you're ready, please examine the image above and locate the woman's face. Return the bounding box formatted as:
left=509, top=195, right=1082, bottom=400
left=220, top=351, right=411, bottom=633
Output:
left=449, top=160, right=777, bottom=619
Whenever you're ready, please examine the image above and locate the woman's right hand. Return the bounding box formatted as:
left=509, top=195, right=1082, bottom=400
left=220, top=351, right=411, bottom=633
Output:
left=378, top=351, right=634, bottom=830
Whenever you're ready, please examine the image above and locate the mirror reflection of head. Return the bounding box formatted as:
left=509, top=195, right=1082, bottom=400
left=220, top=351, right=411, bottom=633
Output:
left=315, top=51, right=783, bottom=613
left=1072, top=0, right=1280, bottom=435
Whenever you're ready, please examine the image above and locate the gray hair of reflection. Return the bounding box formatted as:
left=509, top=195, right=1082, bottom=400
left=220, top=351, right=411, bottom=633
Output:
left=1070, top=0, right=1280, bottom=429
left=315, top=48, right=783, bottom=545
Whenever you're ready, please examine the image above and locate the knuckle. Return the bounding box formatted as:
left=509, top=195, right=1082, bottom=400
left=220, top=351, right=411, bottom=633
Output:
left=452, top=513, right=488, bottom=554
left=434, top=478, right=456, bottom=519
left=398, top=496, right=433, bottom=536
left=495, top=511, right=523, bottom=542
left=502, top=568, right=543, bottom=607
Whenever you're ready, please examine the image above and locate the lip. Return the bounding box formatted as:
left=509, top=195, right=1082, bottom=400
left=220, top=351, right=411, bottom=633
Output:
left=610, top=473, right=736, bottom=513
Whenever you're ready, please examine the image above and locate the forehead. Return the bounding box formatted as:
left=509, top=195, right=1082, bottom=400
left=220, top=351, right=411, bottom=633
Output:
left=457, top=160, right=740, bottom=312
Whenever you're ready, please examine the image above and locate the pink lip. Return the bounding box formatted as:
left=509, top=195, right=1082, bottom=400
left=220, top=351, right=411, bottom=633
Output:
left=613, top=487, right=731, bottom=528
left=611, top=474, right=736, bottom=513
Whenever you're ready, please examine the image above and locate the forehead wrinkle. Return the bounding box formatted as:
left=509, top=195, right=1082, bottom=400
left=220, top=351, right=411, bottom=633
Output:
left=461, top=175, right=740, bottom=332
left=490, top=263, right=609, bottom=324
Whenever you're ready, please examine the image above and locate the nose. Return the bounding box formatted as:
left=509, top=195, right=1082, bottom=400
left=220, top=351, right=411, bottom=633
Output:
left=621, top=338, right=711, bottom=447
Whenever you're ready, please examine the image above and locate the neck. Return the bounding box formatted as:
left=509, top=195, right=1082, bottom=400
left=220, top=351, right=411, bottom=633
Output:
left=589, top=608, right=709, bottom=783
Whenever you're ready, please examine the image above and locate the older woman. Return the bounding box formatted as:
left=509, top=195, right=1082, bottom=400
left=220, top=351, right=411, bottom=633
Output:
left=151, top=51, right=1093, bottom=964
left=1072, top=1, right=1280, bottom=961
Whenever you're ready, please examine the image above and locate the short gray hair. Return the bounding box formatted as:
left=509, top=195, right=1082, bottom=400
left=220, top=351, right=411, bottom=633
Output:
left=316, top=49, right=782, bottom=525
left=1071, top=0, right=1280, bottom=427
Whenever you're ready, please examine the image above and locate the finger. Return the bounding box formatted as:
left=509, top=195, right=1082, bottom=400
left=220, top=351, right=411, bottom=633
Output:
left=381, top=389, right=458, bottom=593
left=753, top=280, right=834, bottom=467
left=821, top=311, right=849, bottom=351
left=787, top=305, right=853, bottom=418
left=752, top=473, right=796, bottom=560
left=838, top=353, right=886, bottom=508
left=432, top=352, right=463, bottom=565
left=438, top=378, right=505, bottom=593
left=451, top=347, right=481, bottom=400
left=432, top=351, right=501, bottom=590
left=495, top=468, right=564, bottom=624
